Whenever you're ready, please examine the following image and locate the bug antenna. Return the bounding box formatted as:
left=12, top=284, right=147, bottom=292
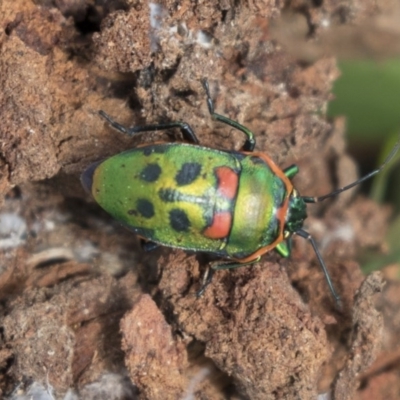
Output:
left=295, top=229, right=342, bottom=308
left=302, top=136, right=400, bottom=204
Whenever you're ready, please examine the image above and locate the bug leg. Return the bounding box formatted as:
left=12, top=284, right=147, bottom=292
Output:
left=98, top=110, right=200, bottom=144
left=197, top=257, right=261, bottom=297
left=275, top=240, right=291, bottom=257
left=283, top=164, right=299, bottom=179
left=295, top=229, right=342, bottom=308
left=201, top=79, right=256, bottom=152
left=140, top=239, right=159, bottom=252
left=210, top=257, right=261, bottom=271
left=196, top=266, right=215, bottom=297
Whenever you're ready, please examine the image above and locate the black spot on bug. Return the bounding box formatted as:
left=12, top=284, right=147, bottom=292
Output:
left=81, top=161, right=101, bottom=193
left=175, top=163, right=201, bottom=186
left=142, top=147, right=153, bottom=156
left=136, top=199, right=155, bottom=218
left=231, top=152, right=246, bottom=162
left=250, top=156, right=265, bottom=165
left=169, top=209, right=190, bottom=232
left=140, top=163, right=162, bottom=182
left=154, top=146, right=167, bottom=153
left=159, top=188, right=175, bottom=202
left=142, top=145, right=167, bottom=156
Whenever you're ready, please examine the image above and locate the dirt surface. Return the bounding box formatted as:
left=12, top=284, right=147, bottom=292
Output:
left=1, top=0, right=400, bottom=399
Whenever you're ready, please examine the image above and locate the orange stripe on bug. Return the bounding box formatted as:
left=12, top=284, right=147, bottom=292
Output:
left=203, top=211, right=232, bottom=239
left=215, top=166, right=239, bottom=199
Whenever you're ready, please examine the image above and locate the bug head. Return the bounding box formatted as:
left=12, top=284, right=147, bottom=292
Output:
left=285, top=190, right=307, bottom=234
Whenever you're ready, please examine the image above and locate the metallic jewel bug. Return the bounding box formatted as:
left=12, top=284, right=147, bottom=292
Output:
left=81, top=80, right=400, bottom=305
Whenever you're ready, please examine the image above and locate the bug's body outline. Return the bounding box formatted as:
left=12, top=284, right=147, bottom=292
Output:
left=85, top=142, right=295, bottom=262
left=81, top=79, right=400, bottom=305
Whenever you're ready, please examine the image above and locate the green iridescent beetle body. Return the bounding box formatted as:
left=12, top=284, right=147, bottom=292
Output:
left=82, top=80, right=400, bottom=305
left=86, top=142, right=295, bottom=262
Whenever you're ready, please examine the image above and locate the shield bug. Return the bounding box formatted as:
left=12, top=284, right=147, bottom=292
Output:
left=81, top=80, right=399, bottom=306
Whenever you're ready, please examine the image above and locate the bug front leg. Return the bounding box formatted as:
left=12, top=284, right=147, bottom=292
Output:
left=201, top=79, right=256, bottom=152
left=98, top=110, right=200, bottom=144
left=295, top=229, right=342, bottom=308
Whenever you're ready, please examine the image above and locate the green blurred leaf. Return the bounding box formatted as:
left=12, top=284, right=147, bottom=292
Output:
left=370, top=131, right=400, bottom=203
left=328, top=58, right=400, bottom=274
left=361, top=213, right=400, bottom=274
left=328, top=58, right=400, bottom=140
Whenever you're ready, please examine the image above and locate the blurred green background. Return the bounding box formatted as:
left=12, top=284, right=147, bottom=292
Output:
left=327, top=58, right=400, bottom=273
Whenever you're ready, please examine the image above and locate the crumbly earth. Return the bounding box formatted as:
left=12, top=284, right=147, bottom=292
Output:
left=1, top=0, right=400, bottom=399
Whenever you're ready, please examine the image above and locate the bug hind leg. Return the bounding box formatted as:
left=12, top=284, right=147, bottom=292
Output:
left=201, top=79, right=256, bottom=152
left=196, top=266, right=215, bottom=297
left=98, top=110, right=200, bottom=144
left=140, top=239, right=159, bottom=252
left=196, top=257, right=261, bottom=297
